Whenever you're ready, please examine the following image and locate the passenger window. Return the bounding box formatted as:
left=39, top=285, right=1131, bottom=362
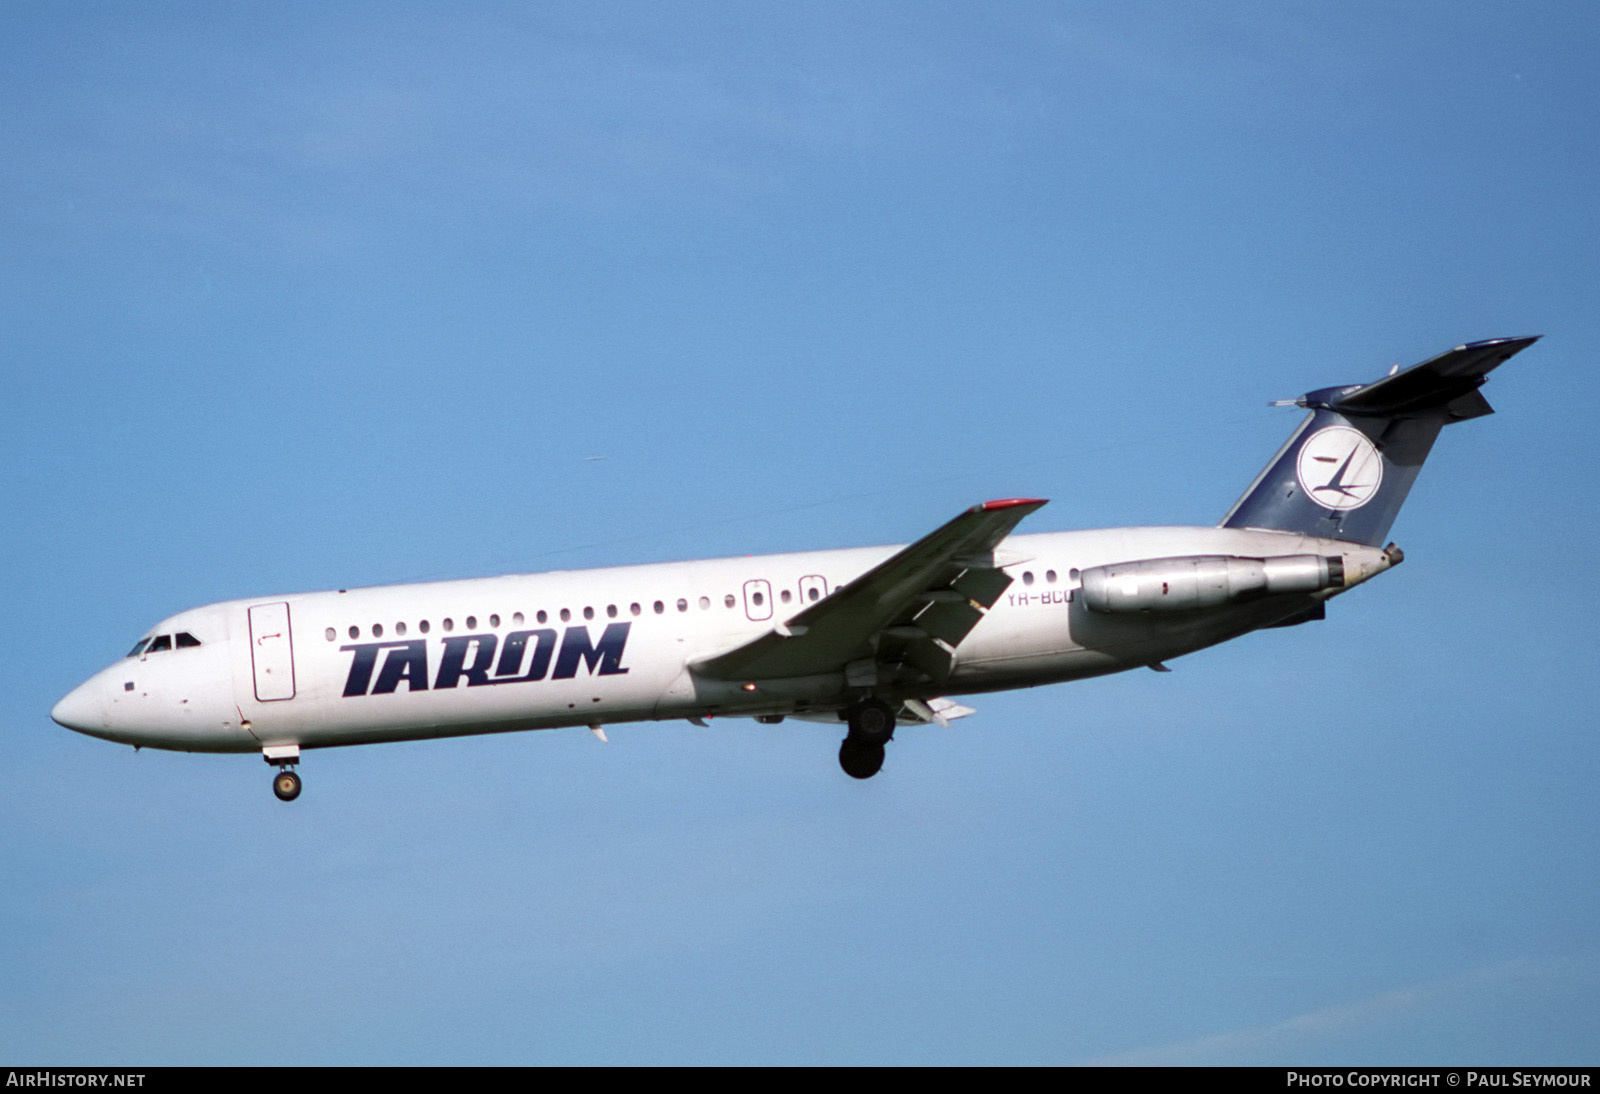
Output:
left=677, top=599, right=688, bottom=612
left=420, top=620, right=431, bottom=634
left=583, top=607, right=594, bottom=621
left=537, top=610, right=549, bottom=624
left=1046, top=570, right=1057, bottom=583
left=175, top=632, right=202, bottom=649
left=489, top=614, right=500, bottom=628
left=781, top=590, right=792, bottom=603
left=630, top=603, right=641, bottom=616
left=126, top=639, right=149, bottom=658
left=373, top=623, right=384, bottom=638
left=324, top=629, right=335, bottom=642
left=699, top=597, right=710, bottom=610
left=654, top=601, right=665, bottom=614
left=1023, top=572, right=1034, bottom=586
left=443, top=618, right=454, bottom=632
left=807, top=587, right=820, bottom=602
left=606, top=605, right=618, bottom=619
left=396, top=622, right=407, bottom=636
left=560, top=609, right=571, bottom=622
left=466, top=616, right=477, bottom=629
left=752, top=591, right=765, bottom=607
left=512, top=612, right=524, bottom=625
left=146, top=635, right=172, bottom=653
left=349, top=625, right=360, bottom=640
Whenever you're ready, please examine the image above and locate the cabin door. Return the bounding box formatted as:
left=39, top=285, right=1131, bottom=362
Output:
left=248, top=602, right=297, bottom=701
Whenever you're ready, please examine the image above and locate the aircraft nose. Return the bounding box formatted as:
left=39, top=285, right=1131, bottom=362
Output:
left=51, top=679, right=104, bottom=735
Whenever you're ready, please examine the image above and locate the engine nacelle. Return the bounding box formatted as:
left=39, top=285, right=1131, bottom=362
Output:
left=1078, top=554, right=1345, bottom=614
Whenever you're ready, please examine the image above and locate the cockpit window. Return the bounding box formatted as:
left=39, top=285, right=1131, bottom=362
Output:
left=145, top=635, right=172, bottom=653
left=126, top=638, right=149, bottom=658
left=175, top=632, right=202, bottom=649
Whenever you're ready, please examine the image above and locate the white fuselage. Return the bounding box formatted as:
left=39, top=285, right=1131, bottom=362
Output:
left=53, top=525, right=1393, bottom=756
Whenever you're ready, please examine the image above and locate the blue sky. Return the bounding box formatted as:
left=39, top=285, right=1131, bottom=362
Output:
left=3, top=1, right=1597, bottom=1064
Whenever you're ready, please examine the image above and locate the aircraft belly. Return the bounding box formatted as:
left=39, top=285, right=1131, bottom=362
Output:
left=948, top=648, right=1127, bottom=692
left=951, top=593, right=1324, bottom=692
left=279, top=670, right=671, bottom=748
left=233, top=641, right=674, bottom=751
left=658, top=666, right=850, bottom=721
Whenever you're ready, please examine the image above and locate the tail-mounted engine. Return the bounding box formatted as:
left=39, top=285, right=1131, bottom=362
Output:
left=1078, top=554, right=1345, bottom=614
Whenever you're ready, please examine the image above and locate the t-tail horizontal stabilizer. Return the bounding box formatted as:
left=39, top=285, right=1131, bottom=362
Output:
left=1222, top=337, right=1538, bottom=546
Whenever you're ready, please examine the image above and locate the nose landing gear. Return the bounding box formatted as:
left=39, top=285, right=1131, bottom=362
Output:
left=263, top=744, right=302, bottom=802
left=839, top=699, right=897, bottom=780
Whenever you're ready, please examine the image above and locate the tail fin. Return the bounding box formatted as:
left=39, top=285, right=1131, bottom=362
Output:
left=1221, top=337, right=1538, bottom=546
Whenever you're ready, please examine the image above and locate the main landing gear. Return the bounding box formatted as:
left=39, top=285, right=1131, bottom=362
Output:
left=263, top=745, right=302, bottom=802
left=839, top=699, right=896, bottom=780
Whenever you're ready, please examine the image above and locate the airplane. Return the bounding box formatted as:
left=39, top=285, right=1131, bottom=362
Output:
left=52, top=337, right=1537, bottom=800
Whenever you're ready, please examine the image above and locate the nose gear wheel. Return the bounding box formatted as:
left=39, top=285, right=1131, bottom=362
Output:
left=272, top=768, right=302, bottom=802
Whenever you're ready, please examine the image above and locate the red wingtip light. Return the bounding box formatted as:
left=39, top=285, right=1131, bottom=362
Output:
left=980, top=497, right=1048, bottom=511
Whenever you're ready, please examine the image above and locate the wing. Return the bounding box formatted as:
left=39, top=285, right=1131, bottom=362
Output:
left=693, top=498, right=1047, bottom=684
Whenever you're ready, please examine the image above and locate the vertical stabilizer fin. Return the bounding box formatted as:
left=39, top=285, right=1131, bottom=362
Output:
left=1221, top=337, right=1537, bottom=546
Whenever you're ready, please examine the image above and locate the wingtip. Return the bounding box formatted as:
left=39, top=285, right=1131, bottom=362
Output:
left=979, top=497, right=1048, bottom=511
left=1462, top=334, right=1541, bottom=351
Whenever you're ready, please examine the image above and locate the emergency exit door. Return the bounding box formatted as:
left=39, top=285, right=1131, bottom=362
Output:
left=742, top=579, right=773, bottom=621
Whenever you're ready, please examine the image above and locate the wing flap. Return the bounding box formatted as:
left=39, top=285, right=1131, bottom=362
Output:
left=913, top=598, right=985, bottom=647
left=952, top=565, right=1013, bottom=608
